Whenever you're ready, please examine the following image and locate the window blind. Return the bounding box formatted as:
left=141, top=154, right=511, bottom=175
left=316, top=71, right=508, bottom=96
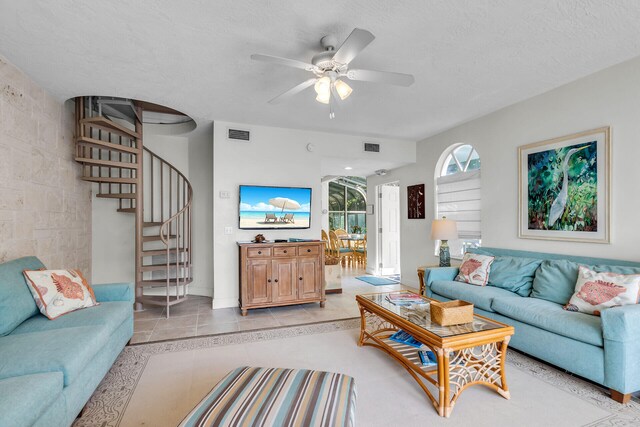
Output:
left=436, top=169, right=481, bottom=239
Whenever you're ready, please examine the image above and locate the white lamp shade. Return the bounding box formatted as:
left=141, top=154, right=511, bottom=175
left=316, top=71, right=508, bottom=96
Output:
left=431, top=217, right=458, bottom=240
left=334, top=79, right=353, bottom=100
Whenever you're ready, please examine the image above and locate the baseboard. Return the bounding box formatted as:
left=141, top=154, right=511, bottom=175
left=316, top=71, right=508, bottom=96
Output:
left=212, top=297, right=239, bottom=309
left=187, top=286, right=213, bottom=297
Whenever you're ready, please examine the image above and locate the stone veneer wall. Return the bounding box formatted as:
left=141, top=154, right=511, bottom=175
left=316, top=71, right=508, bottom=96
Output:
left=0, top=54, right=92, bottom=276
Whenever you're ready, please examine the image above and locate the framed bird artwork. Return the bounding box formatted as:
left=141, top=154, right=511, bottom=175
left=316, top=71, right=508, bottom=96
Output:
left=407, top=184, right=425, bottom=219
left=518, top=127, right=610, bottom=243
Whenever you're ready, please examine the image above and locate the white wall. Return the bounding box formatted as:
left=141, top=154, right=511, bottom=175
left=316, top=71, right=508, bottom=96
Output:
left=212, top=122, right=414, bottom=308
left=187, top=122, right=214, bottom=296
left=368, top=56, right=640, bottom=289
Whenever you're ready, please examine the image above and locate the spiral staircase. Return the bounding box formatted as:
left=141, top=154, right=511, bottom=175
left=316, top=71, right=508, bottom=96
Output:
left=74, top=96, right=192, bottom=317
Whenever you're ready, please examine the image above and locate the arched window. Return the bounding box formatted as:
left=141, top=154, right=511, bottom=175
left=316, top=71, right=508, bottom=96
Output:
left=328, top=179, right=366, bottom=233
left=435, top=144, right=481, bottom=258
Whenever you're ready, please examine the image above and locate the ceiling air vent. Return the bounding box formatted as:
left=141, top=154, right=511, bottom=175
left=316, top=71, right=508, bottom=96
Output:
left=228, top=128, right=251, bottom=142
left=363, top=142, right=380, bottom=153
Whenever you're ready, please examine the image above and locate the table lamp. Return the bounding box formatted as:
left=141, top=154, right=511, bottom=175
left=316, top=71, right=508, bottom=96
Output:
left=431, top=216, right=458, bottom=267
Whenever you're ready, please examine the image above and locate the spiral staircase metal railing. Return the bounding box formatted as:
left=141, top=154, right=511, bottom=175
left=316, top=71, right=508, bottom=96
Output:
left=74, top=96, right=192, bottom=317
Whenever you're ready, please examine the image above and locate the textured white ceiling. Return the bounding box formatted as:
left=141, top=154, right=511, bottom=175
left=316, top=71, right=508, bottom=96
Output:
left=1, top=0, right=640, bottom=141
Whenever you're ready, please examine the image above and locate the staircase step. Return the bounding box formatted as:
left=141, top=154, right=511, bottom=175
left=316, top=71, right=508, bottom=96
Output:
left=75, top=157, right=138, bottom=169
left=82, top=176, right=137, bottom=184
left=140, top=248, right=189, bottom=257
left=96, top=193, right=136, bottom=199
left=140, top=278, right=193, bottom=287
left=80, top=117, right=141, bottom=139
left=76, top=136, right=140, bottom=154
left=143, top=222, right=163, bottom=227
left=140, top=263, right=186, bottom=272
left=142, top=234, right=176, bottom=242
left=137, top=295, right=189, bottom=307
left=117, top=208, right=136, bottom=213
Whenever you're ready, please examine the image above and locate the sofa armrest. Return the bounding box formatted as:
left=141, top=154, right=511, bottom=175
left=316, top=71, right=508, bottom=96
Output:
left=422, top=267, right=459, bottom=296
left=92, top=282, right=134, bottom=303
left=601, top=304, right=640, bottom=342
left=601, top=304, right=640, bottom=394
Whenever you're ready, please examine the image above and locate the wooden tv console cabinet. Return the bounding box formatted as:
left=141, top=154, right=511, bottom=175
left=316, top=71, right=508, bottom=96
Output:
left=238, top=241, right=326, bottom=316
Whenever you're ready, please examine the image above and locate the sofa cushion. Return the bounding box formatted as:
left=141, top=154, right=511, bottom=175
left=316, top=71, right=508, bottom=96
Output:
left=455, top=253, right=494, bottom=286
left=565, top=266, right=640, bottom=316
left=532, top=260, right=640, bottom=305
left=0, top=372, right=63, bottom=427
left=430, top=280, right=518, bottom=312
left=23, top=269, right=98, bottom=320
left=486, top=256, right=542, bottom=297
left=0, top=256, right=44, bottom=336
left=11, top=301, right=131, bottom=336
left=0, top=325, right=110, bottom=386
left=492, top=296, right=603, bottom=347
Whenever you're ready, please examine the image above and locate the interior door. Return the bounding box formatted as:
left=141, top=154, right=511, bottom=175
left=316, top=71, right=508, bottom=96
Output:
left=298, top=256, right=321, bottom=300
left=247, top=259, right=272, bottom=304
left=272, top=259, right=297, bottom=303
left=379, top=184, right=401, bottom=275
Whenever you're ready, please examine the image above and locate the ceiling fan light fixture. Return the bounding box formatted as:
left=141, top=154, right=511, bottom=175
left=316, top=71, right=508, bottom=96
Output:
left=334, top=79, right=353, bottom=100
left=315, top=92, right=330, bottom=104
left=314, top=76, right=331, bottom=95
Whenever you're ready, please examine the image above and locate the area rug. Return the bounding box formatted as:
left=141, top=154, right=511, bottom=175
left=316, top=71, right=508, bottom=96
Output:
left=355, top=275, right=399, bottom=285
left=74, top=319, right=640, bottom=427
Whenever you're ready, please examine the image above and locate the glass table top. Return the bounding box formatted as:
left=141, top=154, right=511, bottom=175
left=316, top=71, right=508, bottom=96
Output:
left=359, top=291, right=505, bottom=338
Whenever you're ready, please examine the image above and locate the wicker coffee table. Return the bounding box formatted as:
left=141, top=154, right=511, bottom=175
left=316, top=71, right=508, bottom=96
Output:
left=356, top=291, right=514, bottom=417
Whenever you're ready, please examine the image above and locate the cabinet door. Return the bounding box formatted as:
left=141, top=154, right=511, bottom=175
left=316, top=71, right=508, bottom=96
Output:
left=298, top=256, right=322, bottom=300
left=247, top=259, right=272, bottom=304
left=272, top=259, right=298, bottom=303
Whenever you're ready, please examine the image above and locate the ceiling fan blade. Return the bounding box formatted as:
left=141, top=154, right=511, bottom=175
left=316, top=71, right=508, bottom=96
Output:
left=268, top=78, right=317, bottom=104
left=346, top=69, right=415, bottom=86
left=251, top=54, right=318, bottom=72
left=332, top=28, right=375, bottom=65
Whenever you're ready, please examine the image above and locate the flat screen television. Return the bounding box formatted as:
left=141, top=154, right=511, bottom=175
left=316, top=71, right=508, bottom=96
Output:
left=239, top=185, right=312, bottom=230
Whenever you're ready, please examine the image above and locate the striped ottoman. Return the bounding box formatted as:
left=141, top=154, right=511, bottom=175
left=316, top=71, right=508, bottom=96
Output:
left=179, top=366, right=357, bottom=427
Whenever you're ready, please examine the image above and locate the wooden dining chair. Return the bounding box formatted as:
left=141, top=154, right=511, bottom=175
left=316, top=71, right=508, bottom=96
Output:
left=334, top=228, right=349, bottom=248
left=321, top=229, right=330, bottom=255
left=353, top=234, right=367, bottom=267
left=329, top=230, right=353, bottom=267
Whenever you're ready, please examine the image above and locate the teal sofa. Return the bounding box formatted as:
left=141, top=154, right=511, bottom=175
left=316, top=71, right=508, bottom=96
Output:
left=0, top=256, right=134, bottom=427
left=421, top=247, right=640, bottom=403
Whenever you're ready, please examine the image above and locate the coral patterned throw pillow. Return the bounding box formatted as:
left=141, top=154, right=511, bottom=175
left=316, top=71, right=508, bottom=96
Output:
left=23, top=269, right=98, bottom=319
left=455, top=253, right=495, bottom=286
left=564, top=266, right=640, bottom=316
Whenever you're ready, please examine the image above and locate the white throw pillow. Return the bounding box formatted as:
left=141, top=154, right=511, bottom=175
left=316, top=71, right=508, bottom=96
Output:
left=23, top=269, right=98, bottom=319
left=455, top=253, right=495, bottom=286
left=564, top=266, right=640, bottom=316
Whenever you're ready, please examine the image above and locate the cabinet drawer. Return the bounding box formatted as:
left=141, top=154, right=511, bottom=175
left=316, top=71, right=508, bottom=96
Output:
left=273, top=246, right=296, bottom=257
left=247, top=247, right=272, bottom=258
left=298, top=245, right=319, bottom=256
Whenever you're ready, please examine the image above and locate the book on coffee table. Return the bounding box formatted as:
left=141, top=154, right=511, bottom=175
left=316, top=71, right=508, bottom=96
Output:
left=389, top=330, right=424, bottom=348
left=418, top=350, right=437, bottom=367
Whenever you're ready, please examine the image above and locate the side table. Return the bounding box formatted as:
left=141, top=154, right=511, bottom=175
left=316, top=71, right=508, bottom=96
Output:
left=417, top=264, right=439, bottom=296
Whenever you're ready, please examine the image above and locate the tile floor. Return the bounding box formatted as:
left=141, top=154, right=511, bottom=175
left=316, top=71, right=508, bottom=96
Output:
left=131, top=267, right=414, bottom=344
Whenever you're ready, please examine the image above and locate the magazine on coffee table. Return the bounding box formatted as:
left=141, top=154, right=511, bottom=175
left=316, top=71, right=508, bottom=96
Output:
left=389, top=330, right=424, bottom=348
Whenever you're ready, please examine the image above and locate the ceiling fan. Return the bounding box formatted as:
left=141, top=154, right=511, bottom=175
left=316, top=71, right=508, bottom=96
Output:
left=251, top=28, right=415, bottom=119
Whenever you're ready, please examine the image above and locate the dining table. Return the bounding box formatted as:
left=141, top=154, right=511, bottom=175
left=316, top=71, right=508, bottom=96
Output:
left=338, top=234, right=366, bottom=250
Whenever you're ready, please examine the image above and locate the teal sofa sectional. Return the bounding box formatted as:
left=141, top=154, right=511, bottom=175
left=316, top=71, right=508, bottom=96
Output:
left=421, top=247, right=640, bottom=402
left=0, top=256, right=134, bottom=427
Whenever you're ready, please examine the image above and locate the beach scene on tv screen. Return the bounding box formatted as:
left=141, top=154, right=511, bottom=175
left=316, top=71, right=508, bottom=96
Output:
left=240, top=186, right=311, bottom=229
